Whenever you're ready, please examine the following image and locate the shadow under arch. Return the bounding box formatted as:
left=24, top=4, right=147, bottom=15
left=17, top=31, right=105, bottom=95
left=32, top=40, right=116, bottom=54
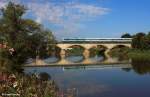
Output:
left=44, top=46, right=61, bottom=63
left=110, top=45, right=130, bottom=50
left=89, top=45, right=108, bottom=61
left=109, top=45, right=130, bottom=61
left=63, top=45, right=85, bottom=63
left=65, top=45, right=85, bottom=57
left=89, top=45, right=108, bottom=57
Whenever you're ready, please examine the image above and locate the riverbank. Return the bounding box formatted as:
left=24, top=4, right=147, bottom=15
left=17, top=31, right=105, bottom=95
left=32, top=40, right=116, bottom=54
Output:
left=0, top=72, right=75, bottom=97
left=0, top=72, right=58, bottom=97
left=108, top=47, right=150, bottom=61
left=128, top=50, right=150, bottom=61
left=24, top=62, right=131, bottom=67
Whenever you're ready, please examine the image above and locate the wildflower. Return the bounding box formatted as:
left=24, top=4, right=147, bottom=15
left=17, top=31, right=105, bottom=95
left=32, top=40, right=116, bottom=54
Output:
left=13, top=81, right=18, bottom=88
left=9, top=48, right=15, bottom=55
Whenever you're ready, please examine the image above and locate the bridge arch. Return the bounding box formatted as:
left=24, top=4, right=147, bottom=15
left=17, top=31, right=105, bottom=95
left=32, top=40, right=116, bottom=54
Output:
left=110, top=44, right=131, bottom=50
left=108, top=44, right=131, bottom=60
left=89, top=45, right=108, bottom=57
left=89, top=45, right=108, bottom=50
left=67, top=45, right=86, bottom=50
left=65, top=45, right=85, bottom=57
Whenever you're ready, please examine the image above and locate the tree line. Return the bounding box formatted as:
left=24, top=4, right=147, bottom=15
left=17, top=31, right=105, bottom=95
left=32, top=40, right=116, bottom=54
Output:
left=121, top=32, right=150, bottom=50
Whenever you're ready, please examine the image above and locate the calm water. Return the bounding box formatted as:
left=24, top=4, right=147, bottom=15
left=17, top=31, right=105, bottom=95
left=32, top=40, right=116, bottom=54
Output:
left=24, top=63, right=150, bottom=97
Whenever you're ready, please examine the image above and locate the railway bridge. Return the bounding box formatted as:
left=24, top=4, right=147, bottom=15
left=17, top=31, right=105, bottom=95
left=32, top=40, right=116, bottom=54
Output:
left=56, top=38, right=132, bottom=59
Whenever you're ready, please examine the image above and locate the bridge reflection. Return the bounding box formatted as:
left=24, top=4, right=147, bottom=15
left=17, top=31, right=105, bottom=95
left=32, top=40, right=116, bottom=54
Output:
left=62, top=64, right=132, bottom=71
left=25, top=56, right=131, bottom=66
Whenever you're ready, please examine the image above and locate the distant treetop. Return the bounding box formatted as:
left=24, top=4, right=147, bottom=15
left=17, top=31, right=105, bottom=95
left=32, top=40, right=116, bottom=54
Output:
left=121, top=33, right=132, bottom=38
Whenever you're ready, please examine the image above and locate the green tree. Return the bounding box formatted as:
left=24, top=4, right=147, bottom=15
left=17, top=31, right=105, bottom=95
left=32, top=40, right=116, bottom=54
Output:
left=145, top=32, right=150, bottom=49
left=0, top=2, right=56, bottom=72
left=132, top=32, right=147, bottom=49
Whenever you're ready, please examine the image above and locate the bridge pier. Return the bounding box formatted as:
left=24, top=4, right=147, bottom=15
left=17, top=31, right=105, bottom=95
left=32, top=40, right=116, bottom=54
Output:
left=104, top=49, right=111, bottom=59
left=60, top=49, right=66, bottom=59
left=83, top=49, right=90, bottom=59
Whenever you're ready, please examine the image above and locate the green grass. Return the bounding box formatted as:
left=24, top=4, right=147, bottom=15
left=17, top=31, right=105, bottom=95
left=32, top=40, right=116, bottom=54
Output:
left=108, top=47, right=150, bottom=61
left=128, top=49, right=150, bottom=61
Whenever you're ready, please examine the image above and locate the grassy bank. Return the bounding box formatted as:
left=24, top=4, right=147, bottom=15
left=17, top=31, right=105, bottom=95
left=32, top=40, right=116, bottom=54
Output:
left=108, top=47, right=150, bottom=61
left=128, top=50, right=150, bottom=61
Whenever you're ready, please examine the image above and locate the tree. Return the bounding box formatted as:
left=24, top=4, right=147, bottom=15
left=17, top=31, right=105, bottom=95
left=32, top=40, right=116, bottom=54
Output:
left=132, top=32, right=147, bottom=49
left=0, top=2, right=56, bottom=72
left=145, top=32, right=150, bottom=49
left=121, top=33, right=132, bottom=38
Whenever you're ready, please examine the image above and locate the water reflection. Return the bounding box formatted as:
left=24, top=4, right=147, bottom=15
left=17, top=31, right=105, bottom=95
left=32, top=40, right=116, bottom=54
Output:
left=26, top=55, right=131, bottom=66
left=24, top=62, right=150, bottom=97
left=38, top=72, right=51, bottom=81
left=132, top=60, right=150, bottom=75
left=89, top=55, right=105, bottom=62
left=121, top=68, right=132, bottom=72
left=65, top=55, right=107, bottom=64
left=44, top=56, right=60, bottom=63
left=65, top=56, right=85, bottom=63
left=26, top=58, right=34, bottom=64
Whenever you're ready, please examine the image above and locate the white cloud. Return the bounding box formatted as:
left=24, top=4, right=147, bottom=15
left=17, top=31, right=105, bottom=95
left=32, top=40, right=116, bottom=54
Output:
left=27, top=1, right=110, bottom=38
left=28, top=2, right=64, bottom=24
left=72, top=4, right=109, bottom=16
left=0, top=0, right=110, bottom=39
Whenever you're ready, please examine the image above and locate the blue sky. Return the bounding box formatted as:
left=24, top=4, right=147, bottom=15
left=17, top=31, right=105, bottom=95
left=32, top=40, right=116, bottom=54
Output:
left=1, top=0, right=150, bottom=39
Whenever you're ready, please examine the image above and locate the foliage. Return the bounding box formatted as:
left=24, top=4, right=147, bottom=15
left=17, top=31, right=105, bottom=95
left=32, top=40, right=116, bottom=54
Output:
left=131, top=59, right=150, bottom=75
left=0, top=49, right=13, bottom=72
left=89, top=47, right=105, bottom=57
left=121, top=32, right=150, bottom=50
left=0, top=2, right=56, bottom=72
left=0, top=72, right=59, bottom=97
left=121, top=33, right=132, bottom=38
left=66, top=46, right=84, bottom=56
left=120, top=32, right=150, bottom=61
left=132, top=32, right=150, bottom=50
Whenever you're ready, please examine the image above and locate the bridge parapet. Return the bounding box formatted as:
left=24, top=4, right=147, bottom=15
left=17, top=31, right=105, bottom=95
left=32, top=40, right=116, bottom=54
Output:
left=62, top=38, right=132, bottom=43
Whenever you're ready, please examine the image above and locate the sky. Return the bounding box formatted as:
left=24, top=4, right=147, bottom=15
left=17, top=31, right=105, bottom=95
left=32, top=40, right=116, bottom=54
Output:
left=0, top=0, right=150, bottom=40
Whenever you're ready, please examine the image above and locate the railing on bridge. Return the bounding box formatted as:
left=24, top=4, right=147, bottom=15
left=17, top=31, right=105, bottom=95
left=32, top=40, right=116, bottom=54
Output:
left=62, top=38, right=132, bottom=43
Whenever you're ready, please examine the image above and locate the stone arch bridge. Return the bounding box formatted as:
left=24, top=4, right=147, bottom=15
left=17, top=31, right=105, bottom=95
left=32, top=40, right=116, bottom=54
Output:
left=56, top=38, right=132, bottom=59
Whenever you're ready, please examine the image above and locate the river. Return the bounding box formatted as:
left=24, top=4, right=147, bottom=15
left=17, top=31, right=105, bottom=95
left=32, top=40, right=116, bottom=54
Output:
left=24, top=56, right=150, bottom=97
